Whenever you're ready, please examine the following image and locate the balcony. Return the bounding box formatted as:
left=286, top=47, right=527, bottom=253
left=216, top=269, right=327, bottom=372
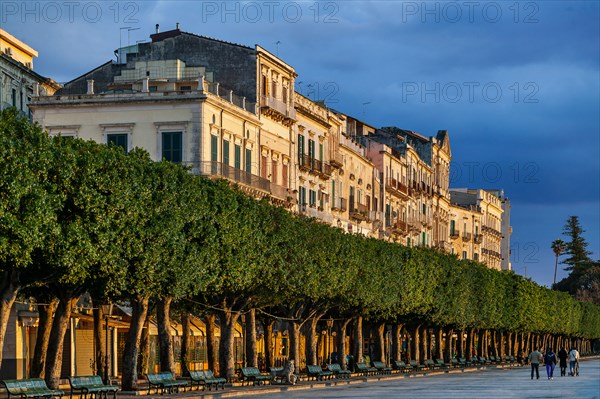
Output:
left=390, top=220, right=408, bottom=236
left=450, top=230, right=460, bottom=239
left=473, top=234, right=483, bottom=244
left=299, top=155, right=332, bottom=178
left=260, top=95, right=295, bottom=126
left=385, top=178, right=410, bottom=199
left=331, top=197, right=347, bottom=212
left=330, top=153, right=343, bottom=169
left=437, top=241, right=452, bottom=252
left=462, top=232, right=472, bottom=242
left=197, top=161, right=270, bottom=195
left=349, top=202, right=369, bottom=222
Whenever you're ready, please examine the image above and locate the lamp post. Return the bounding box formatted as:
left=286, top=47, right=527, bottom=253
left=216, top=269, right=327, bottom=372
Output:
left=100, top=303, right=113, bottom=385
left=326, top=317, right=334, bottom=364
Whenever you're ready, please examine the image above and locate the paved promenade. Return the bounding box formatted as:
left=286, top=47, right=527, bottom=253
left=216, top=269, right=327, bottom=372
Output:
left=225, top=358, right=599, bottom=399
left=127, top=358, right=598, bottom=399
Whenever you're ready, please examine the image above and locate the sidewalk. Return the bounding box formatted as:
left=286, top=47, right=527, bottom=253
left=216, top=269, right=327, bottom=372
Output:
left=110, top=357, right=600, bottom=399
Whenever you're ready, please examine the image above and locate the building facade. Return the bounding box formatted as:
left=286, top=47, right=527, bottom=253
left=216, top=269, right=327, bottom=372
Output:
left=0, top=29, right=60, bottom=117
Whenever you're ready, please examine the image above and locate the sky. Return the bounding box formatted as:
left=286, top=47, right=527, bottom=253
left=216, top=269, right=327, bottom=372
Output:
left=3, top=0, right=599, bottom=287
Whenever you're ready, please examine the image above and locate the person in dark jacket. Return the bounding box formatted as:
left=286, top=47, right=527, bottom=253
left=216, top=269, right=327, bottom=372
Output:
left=558, top=347, right=568, bottom=376
left=544, top=348, right=557, bottom=379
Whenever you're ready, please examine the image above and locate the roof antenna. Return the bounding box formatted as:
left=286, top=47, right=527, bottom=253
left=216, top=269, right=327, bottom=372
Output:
left=176, top=22, right=180, bottom=30
left=155, top=24, right=160, bottom=34
left=275, top=41, right=281, bottom=56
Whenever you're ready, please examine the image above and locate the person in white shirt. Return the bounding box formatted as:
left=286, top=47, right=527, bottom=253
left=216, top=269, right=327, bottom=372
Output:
left=568, top=348, right=580, bottom=376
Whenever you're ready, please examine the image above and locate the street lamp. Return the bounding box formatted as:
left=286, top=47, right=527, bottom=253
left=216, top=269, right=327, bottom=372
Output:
left=100, top=302, right=113, bottom=384
left=326, top=317, right=334, bottom=364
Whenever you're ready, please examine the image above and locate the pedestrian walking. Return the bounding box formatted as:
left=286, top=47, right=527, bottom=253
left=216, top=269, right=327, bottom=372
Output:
left=517, top=349, right=524, bottom=366
left=544, top=348, right=557, bottom=379
left=528, top=348, right=543, bottom=380
left=558, top=347, right=568, bottom=376
left=568, top=348, right=580, bottom=376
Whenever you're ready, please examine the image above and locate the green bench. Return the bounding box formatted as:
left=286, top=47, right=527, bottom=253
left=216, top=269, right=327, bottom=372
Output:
left=409, top=360, right=426, bottom=372
left=240, top=367, right=270, bottom=386
left=1, top=379, right=65, bottom=399
left=435, top=358, right=451, bottom=369
left=146, top=372, right=187, bottom=394
left=392, top=360, right=412, bottom=373
left=355, top=362, right=377, bottom=376
left=306, top=365, right=333, bottom=381
left=371, top=361, right=392, bottom=375
left=188, top=370, right=225, bottom=391
left=68, top=376, right=118, bottom=399
left=326, top=363, right=352, bottom=379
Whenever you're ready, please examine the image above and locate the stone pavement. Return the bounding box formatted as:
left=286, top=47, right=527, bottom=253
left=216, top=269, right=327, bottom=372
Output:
left=227, top=358, right=600, bottom=399
left=119, top=358, right=600, bottom=399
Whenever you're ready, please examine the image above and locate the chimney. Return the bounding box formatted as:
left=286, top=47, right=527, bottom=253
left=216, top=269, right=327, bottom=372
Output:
left=33, top=83, right=40, bottom=97
left=86, top=79, right=94, bottom=95
left=176, top=22, right=180, bottom=30
left=155, top=24, right=160, bottom=33
left=142, top=77, right=150, bottom=93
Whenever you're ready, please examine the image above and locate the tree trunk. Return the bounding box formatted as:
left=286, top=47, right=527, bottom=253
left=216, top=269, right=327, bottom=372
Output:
left=411, top=325, right=420, bottom=362
left=206, top=313, right=219, bottom=374
left=92, top=305, right=106, bottom=379
left=458, top=330, right=465, bottom=359
left=157, top=297, right=174, bottom=373
left=444, top=328, right=453, bottom=362
left=218, top=308, right=239, bottom=381
left=30, top=298, right=58, bottom=378
left=337, top=319, right=351, bottom=370
left=354, top=315, right=363, bottom=364
left=375, top=322, right=386, bottom=363
left=392, top=324, right=403, bottom=362
left=45, top=296, right=77, bottom=389
left=0, top=269, right=20, bottom=369
left=180, top=313, right=190, bottom=376
left=263, top=320, right=274, bottom=370
left=420, top=326, right=428, bottom=361
left=138, top=313, right=150, bottom=377
left=306, top=316, right=320, bottom=365
left=244, top=309, right=257, bottom=368
left=288, top=321, right=301, bottom=367
left=122, top=296, right=149, bottom=391
left=436, top=327, right=443, bottom=360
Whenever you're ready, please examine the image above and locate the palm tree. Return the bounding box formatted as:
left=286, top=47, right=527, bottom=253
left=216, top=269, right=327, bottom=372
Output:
left=551, top=239, right=566, bottom=287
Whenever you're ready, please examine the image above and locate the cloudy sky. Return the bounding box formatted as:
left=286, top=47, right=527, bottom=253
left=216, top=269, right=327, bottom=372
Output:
left=4, top=1, right=598, bottom=287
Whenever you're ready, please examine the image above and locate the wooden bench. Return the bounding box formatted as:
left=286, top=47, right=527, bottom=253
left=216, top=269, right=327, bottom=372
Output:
left=1, top=379, right=65, bottom=399
left=146, top=372, right=187, bottom=394
left=327, top=363, right=352, bottom=379
left=188, top=370, right=225, bottom=391
left=306, top=365, right=333, bottom=381
left=372, top=361, right=392, bottom=375
left=68, top=376, right=118, bottom=399
left=392, top=360, right=412, bottom=373
left=240, top=367, right=270, bottom=386
left=409, top=360, right=426, bottom=372
left=355, top=362, right=377, bottom=376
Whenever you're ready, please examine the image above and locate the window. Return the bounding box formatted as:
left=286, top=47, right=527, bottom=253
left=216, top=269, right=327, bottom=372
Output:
left=271, top=79, right=277, bottom=98
left=107, top=133, right=128, bottom=153
left=282, top=86, right=288, bottom=104
left=12, top=89, right=16, bottom=107
left=319, top=143, right=323, bottom=162
left=308, top=139, right=315, bottom=167
left=245, top=148, right=252, bottom=173
left=422, top=232, right=426, bottom=246
left=309, top=190, right=316, bottom=207
left=149, top=86, right=158, bottom=92
left=422, top=204, right=426, bottom=215
left=223, top=140, right=230, bottom=166
left=331, top=179, right=336, bottom=205
left=450, top=220, right=456, bottom=235
left=262, top=76, right=268, bottom=96
left=271, top=160, right=278, bottom=183
left=162, top=132, right=182, bottom=163
left=349, top=186, right=355, bottom=212
left=261, top=155, right=268, bottom=178
left=299, top=186, right=306, bottom=206
left=407, top=237, right=411, bottom=247
left=234, top=144, right=241, bottom=169
left=211, top=135, right=218, bottom=162
left=282, top=164, right=288, bottom=186
left=385, top=204, right=391, bottom=227
left=474, top=253, right=479, bottom=261
left=297, top=134, right=305, bottom=165
left=462, top=251, right=467, bottom=260
left=180, top=85, right=192, bottom=91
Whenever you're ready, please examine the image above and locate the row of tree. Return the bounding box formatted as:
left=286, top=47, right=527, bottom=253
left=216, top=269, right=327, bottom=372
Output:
left=0, top=109, right=599, bottom=388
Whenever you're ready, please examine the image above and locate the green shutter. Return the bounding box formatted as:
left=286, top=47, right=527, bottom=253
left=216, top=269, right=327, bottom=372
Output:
left=319, top=143, right=323, bottom=162
left=245, top=148, right=252, bottom=172
left=211, top=135, right=218, bottom=162
left=162, top=132, right=182, bottom=163
left=234, top=144, right=241, bottom=169
left=223, top=140, right=230, bottom=166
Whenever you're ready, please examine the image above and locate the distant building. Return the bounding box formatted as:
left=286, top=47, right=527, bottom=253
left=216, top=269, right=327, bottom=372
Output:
left=450, top=189, right=504, bottom=270
left=487, top=190, right=512, bottom=271
left=0, top=29, right=60, bottom=117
